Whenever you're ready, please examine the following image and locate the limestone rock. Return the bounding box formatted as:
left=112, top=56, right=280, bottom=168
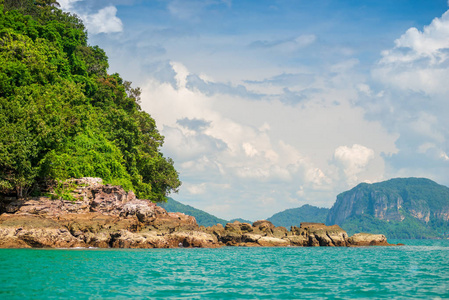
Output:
left=170, top=231, right=219, bottom=248
left=257, top=236, right=289, bottom=247
left=242, top=233, right=263, bottom=243
left=347, top=233, right=389, bottom=246
left=0, top=179, right=395, bottom=249
left=252, top=220, right=275, bottom=236
left=298, top=223, right=348, bottom=247
left=285, top=235, right=308, bottom=246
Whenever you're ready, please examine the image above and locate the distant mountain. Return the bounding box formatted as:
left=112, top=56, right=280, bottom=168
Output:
left=267, top=204, right=330, bottom=228
left=327, top=178, right=449, bottom=239
left=158, top=198, right=228, bottom=227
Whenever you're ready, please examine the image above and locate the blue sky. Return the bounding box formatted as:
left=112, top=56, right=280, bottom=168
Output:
left=60, top=0, right=449, bottom=221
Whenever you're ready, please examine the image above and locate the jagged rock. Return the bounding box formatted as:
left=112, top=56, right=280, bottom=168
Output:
left=347, top=233, right=389, bottom=246
left=272, top=226, right=288, bottom=238
left=206, top=223, right=226, bottom=238
left=147, top=210, right=198, bottom=233
left=257, top=236, right=289, bottom=247
left=252, top=220, right=275, bottom=236
left=239, top=222, right=253, bottom=233
left=242, top=233, right=263, bottom=243
left=121, top=200, right=156, bottom=222
left=0, top=179, right=395, bottom=249
left=285, top=235, right=308, bottom=246
left=296, top=223, right=348, bottom=246
left=170, top=231, right=219, bottom=248
left=0, top=227, right=85, bottom=248
left=221, top=222, right=244, bottom=245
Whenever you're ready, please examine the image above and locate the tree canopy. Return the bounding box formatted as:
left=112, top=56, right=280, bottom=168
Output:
left=0, top=0, right=181, bottom=201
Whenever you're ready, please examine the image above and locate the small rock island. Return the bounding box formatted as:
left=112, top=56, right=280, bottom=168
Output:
left=0, top=178, right=394, bottom=249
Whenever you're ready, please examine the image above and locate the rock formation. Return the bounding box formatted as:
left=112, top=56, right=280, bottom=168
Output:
left=0, top=178, right=397, bottom=249
left=327, top=177, right=449, bottom=226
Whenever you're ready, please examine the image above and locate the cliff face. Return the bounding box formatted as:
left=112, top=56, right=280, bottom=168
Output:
left=0, top=178, right=393, bottom=248
left=326, top=178, right=449, bottom=232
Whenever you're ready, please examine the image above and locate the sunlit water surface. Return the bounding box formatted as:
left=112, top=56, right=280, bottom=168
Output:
left=1, top=240, right=448, bottom=299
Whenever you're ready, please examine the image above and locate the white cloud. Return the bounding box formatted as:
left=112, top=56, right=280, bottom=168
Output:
left=376, top=10, right=449, bottom=95
left=140, top=61, right=396, bottom=220
left=242, top=143, right=258, bottom=157
left=366, top=9, right=449, bottom=185
left=59, top=2, right=123, bottom=35
left=84, top=6, right=123, bottom=34
left=334, top=144, right=375, bottom=185
left=58, top=0, right=81, bottom=10
left=54, top=0, right=449, bottom=221
left=186, top=183, right=206, bottom=195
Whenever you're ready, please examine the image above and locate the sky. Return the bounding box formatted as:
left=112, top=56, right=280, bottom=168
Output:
left=59, top=0, right=449, bottom=221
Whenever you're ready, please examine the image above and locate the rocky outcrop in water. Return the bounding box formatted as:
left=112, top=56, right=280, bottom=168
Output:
left=0, top=178, right=396, bottom=248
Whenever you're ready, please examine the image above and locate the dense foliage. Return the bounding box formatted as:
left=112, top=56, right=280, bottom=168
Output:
left=159, top=198, right=228, bottom=227
left=330, top=178, right=449, bottom=239
left=0, top=0, right=180, bottom=201
left=340, top=214, right=444, bottom=239
left=267, top=204, right=329, bottom=228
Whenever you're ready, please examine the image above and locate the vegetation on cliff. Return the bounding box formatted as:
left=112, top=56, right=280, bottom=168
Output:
left=327, top=178, right=449, bottom=239
left=0, top=0, right=180, bottom=201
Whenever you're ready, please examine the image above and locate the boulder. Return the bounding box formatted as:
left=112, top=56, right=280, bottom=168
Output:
left=285, top=235, right=308, bottom=246
left=170, top=231, right=219, bottom=248
left=347, top=233, right=389, bottom=246
left=0, top=179, right=395, bottom=249
left=221, top=222, right=244, bottom=245
left=272, top=226, right=288, bottom=238
left=257, top=236, right=289, bottom=247
left=299, top=223, right=348, bottom=246
left=252, top=220, right=275, bottom=235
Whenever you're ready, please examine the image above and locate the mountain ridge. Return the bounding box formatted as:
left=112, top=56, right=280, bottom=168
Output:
left=267, top=204, right=329, bottom=228
left=327, top=177, right=449, bottom=238
left=163, top=178, right=449, bottom=239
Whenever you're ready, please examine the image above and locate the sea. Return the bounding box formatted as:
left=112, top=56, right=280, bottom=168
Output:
left=0, top=240, right=448, bottom=299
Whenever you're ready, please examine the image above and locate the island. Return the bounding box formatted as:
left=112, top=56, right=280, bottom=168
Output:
left=0, top=178, right=396, bottom=248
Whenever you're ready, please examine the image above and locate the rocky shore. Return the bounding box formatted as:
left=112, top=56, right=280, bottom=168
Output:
left=0, top=178, right=395, bottom=249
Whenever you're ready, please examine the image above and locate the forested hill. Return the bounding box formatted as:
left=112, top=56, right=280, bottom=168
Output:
left=327, top=178, right=449, bottom=238
left=0, top=0, right=180, bottom=201
left=267, top=205, right=329, bottom=228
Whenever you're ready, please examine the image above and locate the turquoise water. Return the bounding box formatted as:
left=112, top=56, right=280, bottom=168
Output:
left=1, top=240, right=448, bottom=299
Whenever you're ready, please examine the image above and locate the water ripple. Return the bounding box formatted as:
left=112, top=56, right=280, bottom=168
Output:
left=0, top=240, right=448, bottom=299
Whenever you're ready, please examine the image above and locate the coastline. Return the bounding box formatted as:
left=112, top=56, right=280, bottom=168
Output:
left=0, top=178, right=398, bottom=249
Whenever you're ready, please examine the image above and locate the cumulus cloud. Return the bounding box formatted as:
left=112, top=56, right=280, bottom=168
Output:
left=365, top=9, right=449, bottom=185
left=58, top=0, right=81, bottom=10
left=59, top=1, right=123, bottom=34
left=334, top=144, right=375, bottom=185
left=140, top=61, right=396, bottom=219
left=83, top=6, right=123, bottom=34
left=375, top=10, right=449, bottom=95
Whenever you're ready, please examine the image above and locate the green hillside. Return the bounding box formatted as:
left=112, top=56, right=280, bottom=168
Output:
left=159, top=198, right=228, bottom=227
left=267, top=204, right=329, bottom=228
left=0, top=1, right=180, bottom=201
left=327, top=178, right=449, bottom=239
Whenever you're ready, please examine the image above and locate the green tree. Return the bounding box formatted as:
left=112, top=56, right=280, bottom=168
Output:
left=0, top=0, right=181, bottom=201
